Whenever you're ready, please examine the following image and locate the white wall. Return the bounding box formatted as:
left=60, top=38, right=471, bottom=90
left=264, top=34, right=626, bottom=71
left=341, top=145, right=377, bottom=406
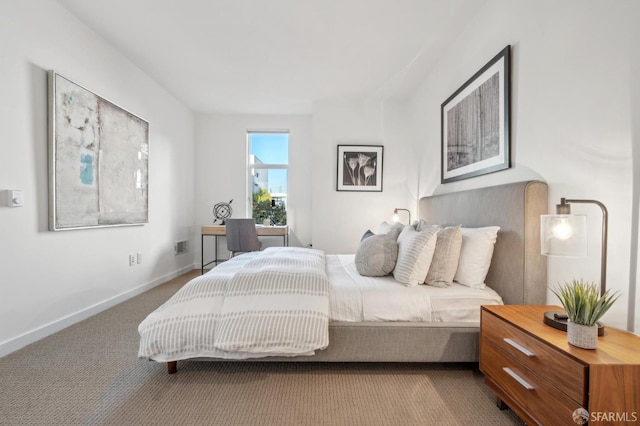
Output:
left=405, top=0, right=640, bottom=331
left=194, top=114, right=312, bottom=262
left=195, top=100, right=415, bottom=259
left=310, top=98, right=415, bottom=254
left=0, top=0, right=196, bottom=356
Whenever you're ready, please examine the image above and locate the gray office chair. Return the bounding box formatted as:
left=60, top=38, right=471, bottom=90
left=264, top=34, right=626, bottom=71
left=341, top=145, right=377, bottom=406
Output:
left=225, top=218, right=262, bottom=258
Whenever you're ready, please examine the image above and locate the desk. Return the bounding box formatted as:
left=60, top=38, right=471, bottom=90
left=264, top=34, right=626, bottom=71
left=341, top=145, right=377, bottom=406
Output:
left=201, top=225, right=289, bottom=273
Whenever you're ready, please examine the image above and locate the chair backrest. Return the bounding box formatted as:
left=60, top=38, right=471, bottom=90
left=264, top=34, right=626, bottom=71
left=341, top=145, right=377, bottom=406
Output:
left=225, top=219, right=261, bottom=254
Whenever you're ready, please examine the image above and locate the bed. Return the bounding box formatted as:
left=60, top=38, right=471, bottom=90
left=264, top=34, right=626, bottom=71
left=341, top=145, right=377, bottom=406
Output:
left=139, top=180, right=548, bottom=373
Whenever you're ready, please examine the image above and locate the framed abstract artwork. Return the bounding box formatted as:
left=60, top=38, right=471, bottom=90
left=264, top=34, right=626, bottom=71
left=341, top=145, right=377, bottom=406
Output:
left=337, top=144, right=383, bottom=192
left=441, top=45, right=511, bottom=183
left=48, top=71, right=149, bottom=230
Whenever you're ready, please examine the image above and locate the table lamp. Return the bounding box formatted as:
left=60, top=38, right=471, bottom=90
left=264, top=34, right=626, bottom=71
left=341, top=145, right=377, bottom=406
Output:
left=392, top=208, right=411, bottom=225
left=540, top=198, right=608, bottom=334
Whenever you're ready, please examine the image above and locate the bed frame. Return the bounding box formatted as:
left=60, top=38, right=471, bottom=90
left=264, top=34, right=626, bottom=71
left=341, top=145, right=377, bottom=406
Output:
left=167, top=180, right=547, bottom=373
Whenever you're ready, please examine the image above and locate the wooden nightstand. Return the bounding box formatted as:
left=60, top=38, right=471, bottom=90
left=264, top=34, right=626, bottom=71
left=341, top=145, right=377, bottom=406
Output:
left=480, top=305, right=640, bottom=425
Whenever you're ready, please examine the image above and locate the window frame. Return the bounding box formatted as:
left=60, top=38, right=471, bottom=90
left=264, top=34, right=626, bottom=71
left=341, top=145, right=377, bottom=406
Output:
left=246, top=130, right=289, bottom=224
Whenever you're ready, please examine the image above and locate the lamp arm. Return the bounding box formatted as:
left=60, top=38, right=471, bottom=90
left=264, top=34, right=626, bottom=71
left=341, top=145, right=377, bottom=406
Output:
left=393, top=208, right=411, bottom=225
left=563, top=199, right=608, bottom=295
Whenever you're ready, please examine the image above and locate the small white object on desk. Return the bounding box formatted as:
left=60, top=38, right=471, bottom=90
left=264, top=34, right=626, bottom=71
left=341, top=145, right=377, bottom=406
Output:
left=263, top=219, right=270, bottom=226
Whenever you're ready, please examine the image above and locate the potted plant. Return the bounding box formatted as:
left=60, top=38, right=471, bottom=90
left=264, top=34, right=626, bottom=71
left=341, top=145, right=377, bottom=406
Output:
left=552, top=279, right=620, bottom=349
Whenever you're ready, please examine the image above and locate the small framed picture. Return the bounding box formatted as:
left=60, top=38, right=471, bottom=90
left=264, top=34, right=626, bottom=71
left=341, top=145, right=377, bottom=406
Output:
left=337, top=145, right=383, bottom=192
left=441, top=45, right=511, bottom=183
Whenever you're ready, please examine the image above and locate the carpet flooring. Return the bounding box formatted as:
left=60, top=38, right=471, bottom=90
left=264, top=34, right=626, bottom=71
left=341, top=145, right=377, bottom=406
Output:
left=0, top=270, right=523, bottom=425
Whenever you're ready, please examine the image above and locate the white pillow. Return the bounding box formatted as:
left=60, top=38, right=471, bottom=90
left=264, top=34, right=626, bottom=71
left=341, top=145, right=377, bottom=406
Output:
left=393, top=225, right=438, bottom=287
left=453, top=226, right=500, bottom=288
left=375, top=221, right=405, bottom=240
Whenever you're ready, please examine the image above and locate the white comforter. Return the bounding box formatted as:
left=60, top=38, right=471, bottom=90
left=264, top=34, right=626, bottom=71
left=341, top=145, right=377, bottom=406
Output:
left=186, top=252, right=503, bottom=323
left=138, top=247, right=329, bottom=361
left=138, top=248, right=503, bottom=362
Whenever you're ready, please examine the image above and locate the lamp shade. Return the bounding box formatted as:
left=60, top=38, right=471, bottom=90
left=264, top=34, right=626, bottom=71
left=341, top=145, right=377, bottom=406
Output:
left=540, top=214, right=588, bottom=257
left=392, top=208, right=411, bottom=225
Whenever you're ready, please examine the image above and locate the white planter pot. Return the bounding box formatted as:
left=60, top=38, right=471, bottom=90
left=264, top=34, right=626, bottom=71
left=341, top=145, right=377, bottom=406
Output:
left=567, top=321, right=598, bottom=349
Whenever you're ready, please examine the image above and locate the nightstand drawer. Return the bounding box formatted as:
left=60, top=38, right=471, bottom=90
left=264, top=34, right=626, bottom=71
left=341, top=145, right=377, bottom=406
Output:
left=481, top=309, right=586, bottom=404
left=481, top=341, right=584, bottom=426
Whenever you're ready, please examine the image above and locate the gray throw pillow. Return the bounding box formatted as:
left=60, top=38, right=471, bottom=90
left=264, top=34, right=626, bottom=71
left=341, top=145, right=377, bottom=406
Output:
left=375, top=221, right=405, bottom=240
left=355, top=234, right=399, bottom=277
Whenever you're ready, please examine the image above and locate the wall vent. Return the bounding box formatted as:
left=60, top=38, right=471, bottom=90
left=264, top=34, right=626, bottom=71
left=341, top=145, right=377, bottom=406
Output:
left=174, top=240, right=189, bottom=255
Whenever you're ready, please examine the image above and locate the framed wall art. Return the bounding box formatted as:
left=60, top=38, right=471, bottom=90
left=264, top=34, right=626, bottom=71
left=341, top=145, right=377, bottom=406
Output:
left=48, top=71, right=149, bottom=230
left=337, top=144, right=383, bottom=192
left=441, top=45, right=511, bottom=183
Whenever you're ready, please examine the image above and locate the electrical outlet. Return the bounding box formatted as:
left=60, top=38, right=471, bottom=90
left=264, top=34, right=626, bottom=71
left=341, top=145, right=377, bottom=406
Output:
left=137, top=252, right=142, bottom=264
left=129, top=254, right=136, bottom=266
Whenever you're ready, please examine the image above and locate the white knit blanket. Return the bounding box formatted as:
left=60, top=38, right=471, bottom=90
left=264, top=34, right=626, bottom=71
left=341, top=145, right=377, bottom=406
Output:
left=138, top=247, right=329, bottom=361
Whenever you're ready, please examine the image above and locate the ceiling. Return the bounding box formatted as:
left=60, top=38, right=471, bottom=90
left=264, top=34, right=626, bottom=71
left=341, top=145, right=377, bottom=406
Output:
left=56, top=0, right=485, bottom=115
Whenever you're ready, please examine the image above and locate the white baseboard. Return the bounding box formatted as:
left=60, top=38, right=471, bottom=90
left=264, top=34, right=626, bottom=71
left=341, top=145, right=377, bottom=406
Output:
left=0, top=264, right=196, bottom=358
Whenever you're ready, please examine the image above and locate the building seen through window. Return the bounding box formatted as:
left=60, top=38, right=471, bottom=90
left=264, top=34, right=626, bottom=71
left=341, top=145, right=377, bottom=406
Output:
left=248, top=132, right=288, bottom=225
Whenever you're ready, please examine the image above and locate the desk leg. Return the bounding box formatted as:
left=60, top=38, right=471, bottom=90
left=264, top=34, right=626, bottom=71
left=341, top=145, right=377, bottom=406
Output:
left=201, top=234, right=220, bottom=274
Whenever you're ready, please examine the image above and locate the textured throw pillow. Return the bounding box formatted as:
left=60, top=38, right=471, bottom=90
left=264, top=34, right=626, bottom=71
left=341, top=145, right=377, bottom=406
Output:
left=375, top=221, right=405, bottom=240
left=453, top=226, right=500, bottom=288
left=355, top=234, right=399, bottom=277
left=425, top=226, right=462, bottom=287
left=392, top=225, right=438, bottom=287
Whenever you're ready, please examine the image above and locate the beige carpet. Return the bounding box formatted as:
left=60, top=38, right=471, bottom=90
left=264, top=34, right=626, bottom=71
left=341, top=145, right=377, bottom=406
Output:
left=0, top=270, right=522, bottom=425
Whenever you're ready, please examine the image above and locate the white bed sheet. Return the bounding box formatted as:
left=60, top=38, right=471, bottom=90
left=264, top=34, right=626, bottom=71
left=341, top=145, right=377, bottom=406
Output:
left=328, top=255, right=504, bottom=322
left=214, top=252, right=503, bottom=324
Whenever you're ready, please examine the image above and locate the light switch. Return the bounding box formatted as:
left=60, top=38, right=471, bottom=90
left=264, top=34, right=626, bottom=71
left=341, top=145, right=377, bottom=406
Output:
left=4, top=190, right=24, bottom=207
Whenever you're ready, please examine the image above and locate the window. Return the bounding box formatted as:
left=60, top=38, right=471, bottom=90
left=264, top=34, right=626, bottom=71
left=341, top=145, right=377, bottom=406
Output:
left=248, top=131, right=288, bottom=225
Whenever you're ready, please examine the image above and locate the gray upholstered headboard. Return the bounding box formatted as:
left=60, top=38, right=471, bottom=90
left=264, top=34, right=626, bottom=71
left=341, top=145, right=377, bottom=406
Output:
left=419, top=180, right=548, bottom=305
